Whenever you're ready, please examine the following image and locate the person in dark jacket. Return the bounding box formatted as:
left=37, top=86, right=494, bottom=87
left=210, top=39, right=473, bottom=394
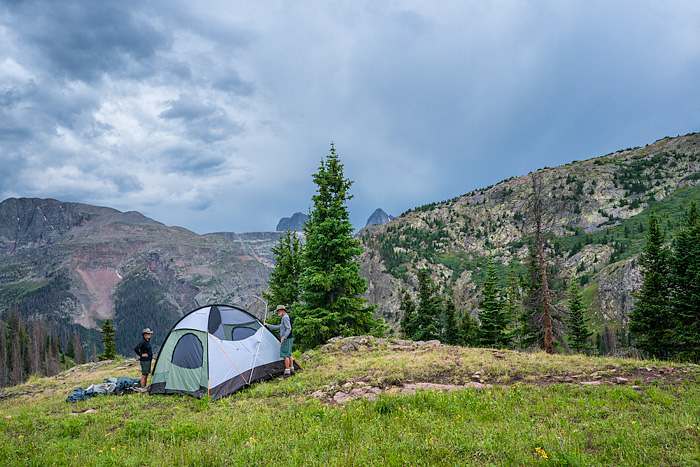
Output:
left=264, top=305, right=294, bottom=376
left=133, top=328, right=153, bottom=392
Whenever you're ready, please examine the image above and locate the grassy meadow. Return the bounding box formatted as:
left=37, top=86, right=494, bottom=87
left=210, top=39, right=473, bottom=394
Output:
left=0, top=342, right=699, bottom=466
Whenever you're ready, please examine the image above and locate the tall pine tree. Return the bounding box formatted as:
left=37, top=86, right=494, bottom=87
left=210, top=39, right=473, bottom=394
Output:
left=410, top=269, right=443, bottom=341
left=441, top=299, right=461, bottom=345
left=458, top=311, right=479, bottom=347
left=262, top=230, right=304, bottom=310
left=98, top=319, right=118, bottom=361
left=629, top=212, right=672, bottom=359
left=295, top=144, right=382, bottom=349
left=500, top=262, right=520, bottom=347
left=566, top=279, right=593, bottom=353
left=478, top=257, right=508, bottom=348
left=0, top=320, right=7, bottom=388
left=669, top=202, right=700, bottom=362
left=399, top=291, right=418, bottom=339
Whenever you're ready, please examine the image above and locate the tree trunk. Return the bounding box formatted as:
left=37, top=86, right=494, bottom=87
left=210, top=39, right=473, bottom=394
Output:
left=537, top=233, right=554, bottom=353
left=530, top=173, right=555, bottom=354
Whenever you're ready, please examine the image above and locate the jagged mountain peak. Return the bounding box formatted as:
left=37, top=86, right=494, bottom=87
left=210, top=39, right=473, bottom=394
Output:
left=276, top=212, right=308, bottom=231
left=366, top=208, right=394, bottom=227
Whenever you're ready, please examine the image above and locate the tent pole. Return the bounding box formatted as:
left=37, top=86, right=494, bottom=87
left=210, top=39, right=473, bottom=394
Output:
left=246, top=295, right=268, bottom=385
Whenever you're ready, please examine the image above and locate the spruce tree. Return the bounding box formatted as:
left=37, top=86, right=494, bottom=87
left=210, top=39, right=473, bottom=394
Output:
left=500, top=262, right=520, bottom=347
left=566, top=279, right=593, bottom=353
left=629, top=212, right=672, bottom=359
left=98, top=319, right=118, bottom=361
left=441, top=299, right=461, bottom=345
left=72, top=329, right=84, bottom=365
left=0, top=320, right=7, bottom=388
left=66, top=335, right=75, bottom=360
left=399, top=291, right=417, bottom=339
left=295, top=144, right=382, bottom=349
left=262, top=230, right=304, bottom=310
left=478, top=257, right=507, bottom=348
left=517, top=243, right=541, bottom=348
left=459, top=311, right=479, bottom=347
left=9, top=312, right=27, bottom=386
left=410, top=269, right=443, bottom=341
left=669, top=201, right=700, bottom=362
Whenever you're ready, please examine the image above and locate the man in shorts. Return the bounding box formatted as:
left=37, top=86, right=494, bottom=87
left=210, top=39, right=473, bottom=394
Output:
left=133, top=328, right=154, bottom=392
left=264, top=305, right=294, bottom=376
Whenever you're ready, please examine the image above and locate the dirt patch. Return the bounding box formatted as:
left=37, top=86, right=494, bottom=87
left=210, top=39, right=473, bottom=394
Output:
left=74, top=268, right=122, bottom=326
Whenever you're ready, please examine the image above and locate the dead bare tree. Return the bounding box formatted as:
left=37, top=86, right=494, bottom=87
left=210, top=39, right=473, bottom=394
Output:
left=524, top=172, right=567, bottom=354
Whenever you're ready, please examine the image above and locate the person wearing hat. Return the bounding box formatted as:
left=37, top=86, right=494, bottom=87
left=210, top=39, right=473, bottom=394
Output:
left=133, top=328, right=154, bottom=392
left=264, top=305, right=294, bottom=376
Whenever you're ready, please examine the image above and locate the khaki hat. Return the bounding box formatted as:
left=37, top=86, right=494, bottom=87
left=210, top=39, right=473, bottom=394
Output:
left=274, top=305, right=287, bottom=313
left=142, top=328, right=153, bottom=334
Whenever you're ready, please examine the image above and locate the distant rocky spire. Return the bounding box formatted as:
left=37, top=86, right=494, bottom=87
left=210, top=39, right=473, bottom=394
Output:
left=365, top=208, right=394, bottom=227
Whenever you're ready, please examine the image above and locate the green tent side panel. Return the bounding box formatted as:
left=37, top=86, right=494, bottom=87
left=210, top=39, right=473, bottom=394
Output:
left=152, top=329, right=208, bottom=393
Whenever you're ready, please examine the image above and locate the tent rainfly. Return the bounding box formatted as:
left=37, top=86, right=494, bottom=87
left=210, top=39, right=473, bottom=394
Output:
left=150, top=304, right=298, bottom=399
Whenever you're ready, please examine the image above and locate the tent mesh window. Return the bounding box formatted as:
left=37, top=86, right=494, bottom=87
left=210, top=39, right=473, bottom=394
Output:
left=171, top=333, right=204, bottom=369
left=231, top=326, right=257, bottom=340
left=212, top=307, right=262, bottom=341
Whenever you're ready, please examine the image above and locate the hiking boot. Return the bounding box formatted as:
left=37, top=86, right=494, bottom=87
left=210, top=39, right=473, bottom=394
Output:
left=289, top=367, right=295, bottom=375
left=283, top=368, right=291, bottom=378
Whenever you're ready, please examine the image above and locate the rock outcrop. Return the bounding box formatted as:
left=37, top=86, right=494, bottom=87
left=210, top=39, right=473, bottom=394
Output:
left=276, top=212, right=308, bottom=231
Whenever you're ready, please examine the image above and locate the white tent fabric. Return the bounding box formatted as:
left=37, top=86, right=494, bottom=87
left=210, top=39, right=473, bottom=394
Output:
left=150, top=304, right=297, bottom=399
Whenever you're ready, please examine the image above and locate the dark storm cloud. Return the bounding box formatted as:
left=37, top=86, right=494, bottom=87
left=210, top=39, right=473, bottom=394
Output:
left=5, top=0, right=168, bottom=83
left=107, top=173, right=143, bottom=194
left=212, top=70, right=254, bottom=96
left=160, top=94, right=244, bottom=143
left=160, top=147, right=228, bottom=175
left=1, top=1, right=699, bottom=235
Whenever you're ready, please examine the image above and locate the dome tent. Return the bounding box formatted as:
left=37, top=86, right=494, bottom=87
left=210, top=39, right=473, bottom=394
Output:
left=150, top=304, right=298, bottom=399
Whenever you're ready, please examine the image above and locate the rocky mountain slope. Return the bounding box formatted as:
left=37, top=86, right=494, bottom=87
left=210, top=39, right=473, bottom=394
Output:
left=358, top=132, right=700, bottom=336
left=0, top=198, right=273, bottom=355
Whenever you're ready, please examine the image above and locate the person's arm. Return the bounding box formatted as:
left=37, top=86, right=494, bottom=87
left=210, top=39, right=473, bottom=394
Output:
left=279, top=315, right=291, bottom=341
left=134, top=341, right=142, bottom=356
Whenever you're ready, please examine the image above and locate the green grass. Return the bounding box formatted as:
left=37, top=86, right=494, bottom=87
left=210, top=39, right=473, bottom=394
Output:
left=1, top=346, right=699, bottom=466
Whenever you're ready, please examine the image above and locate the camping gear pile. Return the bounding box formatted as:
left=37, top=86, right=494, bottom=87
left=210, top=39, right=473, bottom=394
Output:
left=66, top=376, right=141, bottom=402
left=150, top=304, right=299, bottom=400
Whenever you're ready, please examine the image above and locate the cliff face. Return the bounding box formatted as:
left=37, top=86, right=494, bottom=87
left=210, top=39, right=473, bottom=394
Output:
left=358, top=132, right=700, bottom=331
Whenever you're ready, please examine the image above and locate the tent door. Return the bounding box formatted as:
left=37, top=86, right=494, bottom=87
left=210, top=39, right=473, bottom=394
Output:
left=164, top=331, right=207, bottom=393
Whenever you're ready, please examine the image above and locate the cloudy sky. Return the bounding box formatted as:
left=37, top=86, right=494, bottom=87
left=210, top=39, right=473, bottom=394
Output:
left=1, top=1, right=699, bottom=234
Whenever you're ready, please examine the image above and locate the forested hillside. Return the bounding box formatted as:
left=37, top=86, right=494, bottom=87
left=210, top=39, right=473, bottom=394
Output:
left=359, top=132, right=700, bottom=356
